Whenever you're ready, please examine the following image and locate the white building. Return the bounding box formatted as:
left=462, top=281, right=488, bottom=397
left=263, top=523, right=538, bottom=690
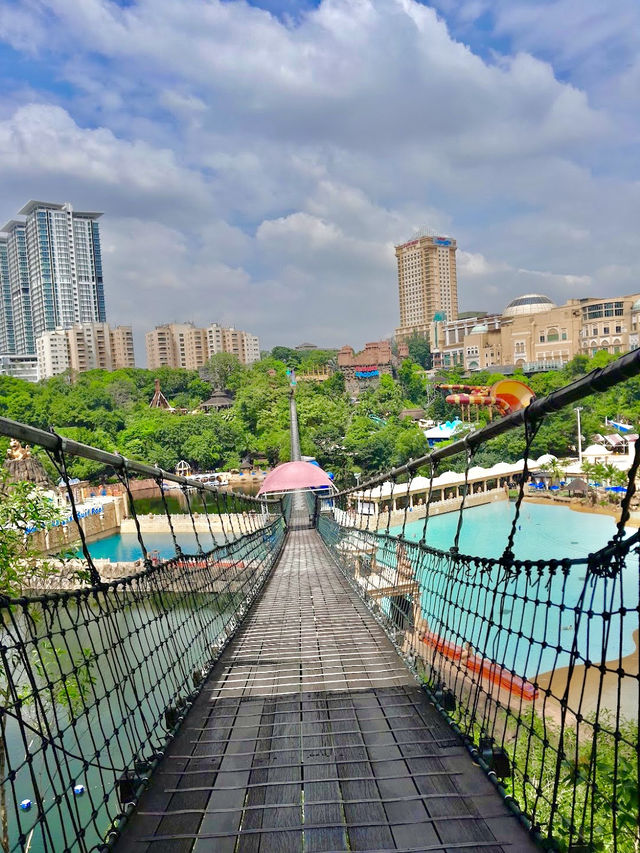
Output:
left=0, top=222, right=34, bottom=355
left=21, top=201, right=105, bottom=338
left=36, top=328, right=70, bottom=378
left=0, top=354, right=39, bottom=382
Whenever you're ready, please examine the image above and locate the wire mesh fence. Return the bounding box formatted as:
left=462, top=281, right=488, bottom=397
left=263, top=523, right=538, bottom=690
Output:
left=0, top=422, right=286, bottom=853
left=316, top=352, right=640, bottom=853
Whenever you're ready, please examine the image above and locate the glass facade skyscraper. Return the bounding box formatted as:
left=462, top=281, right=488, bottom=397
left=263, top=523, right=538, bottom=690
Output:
left=0, top=201, right=106, bottom=356
left=0, top=238, right=14, bottom=354
left=2, top=220, right=34, bottom=356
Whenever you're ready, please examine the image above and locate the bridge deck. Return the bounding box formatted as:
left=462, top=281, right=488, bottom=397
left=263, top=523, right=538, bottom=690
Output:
left=117, top=526, right=537, bottom=852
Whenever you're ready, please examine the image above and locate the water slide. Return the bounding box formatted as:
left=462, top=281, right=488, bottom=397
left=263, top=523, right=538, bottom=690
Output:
left=438, top=378, right=534, bottom=417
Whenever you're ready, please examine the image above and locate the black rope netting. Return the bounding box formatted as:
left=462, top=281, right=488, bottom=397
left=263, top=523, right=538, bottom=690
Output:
left=316, top=358, right=640, bottom=853
left=0, top=435, right=285, bottom=853
left=2, top=352, right=640, bottom=852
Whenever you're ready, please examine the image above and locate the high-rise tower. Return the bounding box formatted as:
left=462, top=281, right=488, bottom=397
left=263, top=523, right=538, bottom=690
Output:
left=0, top=237, right=14, bottom=354
left=19, top=201, right=105, bottom=339
left=394, top=232, right=458, bottom=342
left=1, top=220, right=35, bottom=355
left=0, top=202, right=106, bottom=360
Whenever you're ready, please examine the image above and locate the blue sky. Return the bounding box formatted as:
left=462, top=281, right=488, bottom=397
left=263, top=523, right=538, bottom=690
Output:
left=0, top=0, right=639, bottom=357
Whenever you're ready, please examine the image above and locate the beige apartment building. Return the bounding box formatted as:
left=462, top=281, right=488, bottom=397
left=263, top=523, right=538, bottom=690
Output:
left=111, top=325, right=136, bottom=369
left=36, top=323, right=135, bottom=378
left=430, top=292, right=640, bottom=373
left=146, top=322, right=260, bottom=370
left=395, top=233, right=458, bottom=342
left=206, top=323, right=261, bottom=365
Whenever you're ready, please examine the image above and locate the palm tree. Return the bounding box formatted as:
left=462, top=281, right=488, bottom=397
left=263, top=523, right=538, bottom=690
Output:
left=593, top=462, right=608, bottom=487
left=550, top=458, right=565, bottom=485
left=611, top=468, right=629, bottom=489
left=602, top=462, right=619, bottom=488
left=541, top=458, right=565, bottom=486
left=580, top=461, right=598, bottom=504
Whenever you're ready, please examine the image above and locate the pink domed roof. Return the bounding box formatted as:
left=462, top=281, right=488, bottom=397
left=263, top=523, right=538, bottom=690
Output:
left=258, top=461, right=335, bottom=495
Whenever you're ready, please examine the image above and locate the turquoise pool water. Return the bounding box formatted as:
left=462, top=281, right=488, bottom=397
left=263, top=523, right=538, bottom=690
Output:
left=389, top=502, right=635, bottom=678
left=397, top=500, right=620, bottom=560
left=82, top=531, right=220, bottom=561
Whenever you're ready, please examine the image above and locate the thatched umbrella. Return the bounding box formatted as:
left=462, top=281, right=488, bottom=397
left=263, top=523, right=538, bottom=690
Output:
left=566, top=477, right=588, bottom=497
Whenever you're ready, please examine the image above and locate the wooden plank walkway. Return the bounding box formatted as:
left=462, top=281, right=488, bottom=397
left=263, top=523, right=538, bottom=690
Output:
left=117, top=520, right=538, bottom=852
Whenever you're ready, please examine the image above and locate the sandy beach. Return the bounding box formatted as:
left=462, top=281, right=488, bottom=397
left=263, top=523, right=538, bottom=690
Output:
left=535, top=628, right=639, bottom=724
left=524, top=494, right=640, bottom=527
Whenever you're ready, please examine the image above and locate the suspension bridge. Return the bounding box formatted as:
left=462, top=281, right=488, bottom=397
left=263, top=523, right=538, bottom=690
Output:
left=1, top=351, right=640, bottom=852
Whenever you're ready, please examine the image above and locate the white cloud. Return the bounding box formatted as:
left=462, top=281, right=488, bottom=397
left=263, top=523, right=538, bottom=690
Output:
left=0, top=104, right=210, bottom=221
left=0, top=0, right=637, bottom=355
left=457, top=251, right=509, bottom=276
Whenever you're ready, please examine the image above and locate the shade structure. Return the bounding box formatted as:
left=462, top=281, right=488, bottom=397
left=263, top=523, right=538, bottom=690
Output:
left=258, top=461, right=335, bottom=495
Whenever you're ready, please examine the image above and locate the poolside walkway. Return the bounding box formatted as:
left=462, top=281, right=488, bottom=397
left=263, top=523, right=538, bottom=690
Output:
left=117, top=523, right=538, bottom=852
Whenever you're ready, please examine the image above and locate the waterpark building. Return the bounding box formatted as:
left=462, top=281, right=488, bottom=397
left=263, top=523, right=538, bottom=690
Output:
left=395, top=232, right=458, bottom=342
left=430, top=292, right=640, bottom=372
left=430, top=313, right=502, bottom=369
left=337, top=339, right=408, bottom=394
left=350, top=456, right=557, bottom=519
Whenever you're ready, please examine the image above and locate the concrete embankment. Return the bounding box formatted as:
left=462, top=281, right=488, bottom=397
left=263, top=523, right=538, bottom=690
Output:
left=120, top=512, right=270, bottom=534
left=32, top=498, right=128, bottom=556
left=368, top=488, right=509, bottom=531
left=20, top=555, right=257, bottom=592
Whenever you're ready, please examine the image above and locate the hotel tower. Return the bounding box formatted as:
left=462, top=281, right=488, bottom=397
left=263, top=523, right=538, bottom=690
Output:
left=395, top=232, right=458, bottom=342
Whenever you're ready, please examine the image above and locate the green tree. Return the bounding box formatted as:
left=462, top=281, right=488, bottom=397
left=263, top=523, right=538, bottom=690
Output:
left=541, top=458, right=565, bottom=485
left=323, top=369, right=345, bottom=396
left=610, top=467, right=629, bottom=489
left=398, top=359, right=426, bottom=404
left=270, top=346, right=302, bottom=367
left=563, top=354, right=589, bottom=378
left=405, top=333, right=432, bottom=369
left=200, top=352, right=244, bottom=391
left=182, top=432, right=223, bottom=470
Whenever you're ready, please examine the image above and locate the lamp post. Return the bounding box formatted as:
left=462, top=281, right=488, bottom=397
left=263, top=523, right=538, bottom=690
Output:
left=575, top=407, right=583, bottom=467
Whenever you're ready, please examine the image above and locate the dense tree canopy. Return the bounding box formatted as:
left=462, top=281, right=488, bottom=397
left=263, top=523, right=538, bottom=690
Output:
left=405, top=332, right=432, bottom=370
left=0, top=348, right=637, bottom=487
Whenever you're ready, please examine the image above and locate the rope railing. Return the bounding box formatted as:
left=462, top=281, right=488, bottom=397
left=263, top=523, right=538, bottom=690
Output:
left=0, top=425, right=286, bottom=852
left=315, top=352, right=640, bottom=853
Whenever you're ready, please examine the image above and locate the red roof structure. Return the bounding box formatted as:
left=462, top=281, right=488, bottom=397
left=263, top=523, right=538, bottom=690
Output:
left=258, top=461, right=335, bottom=496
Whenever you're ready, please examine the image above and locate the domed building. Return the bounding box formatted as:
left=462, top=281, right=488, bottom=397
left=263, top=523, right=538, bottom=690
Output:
left=460, top=292, right=572, bottom=372
left=428, top=289, right=640, bottom=374
left=502, top=294, right=556, bottom=318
